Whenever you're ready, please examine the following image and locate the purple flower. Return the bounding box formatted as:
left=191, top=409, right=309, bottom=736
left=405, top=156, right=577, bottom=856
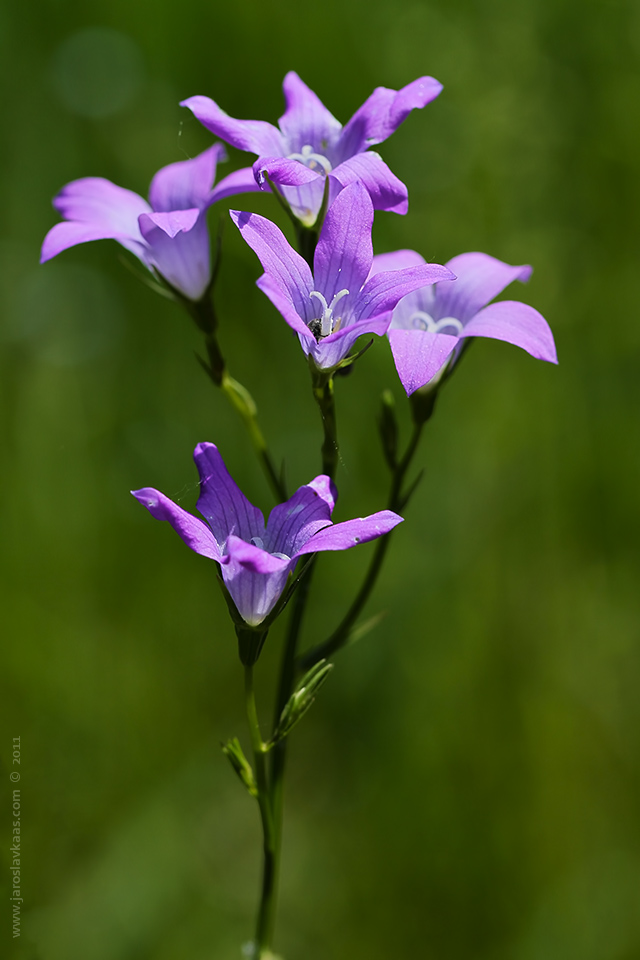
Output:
left=370, top=250, right=558, bottom=395
left=132, top=442, right=402, bottom=627
left=181, top=72, right=442, bottom=226
left=41, top=145, right=259, bottom=301
left=231, top=181, right=454, bottom=371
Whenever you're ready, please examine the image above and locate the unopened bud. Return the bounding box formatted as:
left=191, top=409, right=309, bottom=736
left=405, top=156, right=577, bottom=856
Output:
left=272, top=660, right=333, bottom=744
left=222, top=737, right=258, bottom=797
left=222, top=374, right=258, bottom=419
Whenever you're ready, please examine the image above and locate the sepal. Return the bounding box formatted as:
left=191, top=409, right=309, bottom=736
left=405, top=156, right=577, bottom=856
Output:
left=270, top=660, right=333, bottom=744
left=221, top=737, right=258, bottom=797
left=236, top=625, right=269, bottom=667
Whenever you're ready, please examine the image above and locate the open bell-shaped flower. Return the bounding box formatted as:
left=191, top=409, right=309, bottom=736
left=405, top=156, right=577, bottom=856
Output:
left=41, top=146, right=259, bottom=301
left=369, top=250, right=558, bottom=395
left=182, top=71, right=442, bottom=226
left=231, top=182, right=454, bottom=372
left=132, top=442, right=403, bottom=628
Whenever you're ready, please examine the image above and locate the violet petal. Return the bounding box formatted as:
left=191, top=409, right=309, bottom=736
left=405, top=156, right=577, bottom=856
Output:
left=41, top=220, right=147, bottom=264
left=461, top=300, right=558, bottom=363
left=139, top=212, right=211, bottom=301
left=309, top=314, right=392, bottom=370
left=194, top=443, right=265, bottom=544
left=434, top=252, right=532, bottom=324
left=148, top=144, right=225, bottom=213
left=131, top=487, right=222, bottom=560
left=180, top=95, right=285, bottom=156
left=353, top=263, right=455, bottom=321
left=337, top=76, right=443, bottom=158
left=230, top=209, right=314, bottom=322
left=139, top=209, right=200, bottom=239
left=225, top=535, right=292, bottom=574
left=221, top=550, right=291, bottom=627
left=388, top=328, right=458, bottom=395
left=313, top=181, right=374, bottom=306
left=295, top=510, right=403, bottom=557
left=369, top=249, right=426, bottom=277
left=41, top=177, right=150, bottom=262
left=210, top=166, right=265, bottom=204
left=265, top=475, right=337, bottom=557
left=253, top=156, right=322, bottom=189
left=256, top=275, right=317, bottom=343
left=278, top=72, right=342, bottom=151
left=331, top=152, right=409, bottom=215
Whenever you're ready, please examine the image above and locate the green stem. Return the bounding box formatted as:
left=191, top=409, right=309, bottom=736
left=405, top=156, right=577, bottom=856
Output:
left=188, top=295, right=287, bottom=503
left=311, top=370, right=338, bottom=479
left=245, top=665, right=277, bottom=958
left=299, top=420, right=425, bottom=670
left=261, top=366, right=332, bottom=947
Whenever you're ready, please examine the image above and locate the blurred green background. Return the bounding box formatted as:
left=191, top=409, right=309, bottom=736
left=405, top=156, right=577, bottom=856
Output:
left=2, top=0, right=640, bottom=957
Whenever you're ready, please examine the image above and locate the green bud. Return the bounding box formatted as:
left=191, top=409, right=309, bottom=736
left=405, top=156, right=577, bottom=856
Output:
left=222, top=737, right=258, bottom=797
left=378, top=389, right=399, bottom=469
left=222, top=374, right=258, bottom=419
left=271, top=660, right=333, bottom=744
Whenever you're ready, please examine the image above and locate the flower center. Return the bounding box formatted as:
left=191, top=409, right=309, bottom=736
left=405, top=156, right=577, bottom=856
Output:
left=409, top=311, right=464, bottom=336
left=309, top=289, right=350, bottom=339
left=287, top=144, right=333, bottom=176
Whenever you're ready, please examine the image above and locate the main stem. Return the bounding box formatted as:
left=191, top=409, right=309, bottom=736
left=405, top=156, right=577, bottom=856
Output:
left=245, top=665, right=277, bottom=957
left=257, top=369, right=338, bottom=953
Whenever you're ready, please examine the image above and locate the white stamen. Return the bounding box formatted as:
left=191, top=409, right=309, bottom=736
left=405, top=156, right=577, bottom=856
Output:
left=310, top=288, right=350, bottom=337
left=409, top=311, right=464, bottom=336
left=287, top=143, right=333, bottom=176
left=250, top=536, right=264, bottom=550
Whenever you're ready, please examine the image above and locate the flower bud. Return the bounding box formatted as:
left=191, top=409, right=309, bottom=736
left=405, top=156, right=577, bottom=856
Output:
left=222, top=737, right=257, bottom=797
left=272, top=660, right=333, bottom=744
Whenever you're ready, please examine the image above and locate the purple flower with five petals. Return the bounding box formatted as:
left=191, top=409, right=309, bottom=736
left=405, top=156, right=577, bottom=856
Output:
left=41, top=145, right=259, bottom=301
left=181, top=72, right=442, bottom=226
left=231, top=181, right=454, bottom=371
left=132, top=443, right=402, bottom=627
left=370, top=250, right=558, bottom=395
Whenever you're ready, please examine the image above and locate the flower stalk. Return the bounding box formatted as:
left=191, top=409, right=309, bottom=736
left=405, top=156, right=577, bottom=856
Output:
left=300, top=415, right=426, bottom=671
left=244, top=665, right=278, bottom=957
left=311, top=368, right=339, bottom=480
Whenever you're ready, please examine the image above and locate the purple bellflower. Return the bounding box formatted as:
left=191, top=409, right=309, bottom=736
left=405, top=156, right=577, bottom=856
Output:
left=181, top=72, right=443, bottom=226
left=41, top=145, right=259, bottom=302
left=231, top=181, right=454, bottom=372
left=370, top=250, right=558, bottom=395
left=132, top=443, right=402, bottom=628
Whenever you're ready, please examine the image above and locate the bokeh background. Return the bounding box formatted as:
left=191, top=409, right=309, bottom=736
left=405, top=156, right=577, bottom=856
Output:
left=2, top=0, right=640, bottom=957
